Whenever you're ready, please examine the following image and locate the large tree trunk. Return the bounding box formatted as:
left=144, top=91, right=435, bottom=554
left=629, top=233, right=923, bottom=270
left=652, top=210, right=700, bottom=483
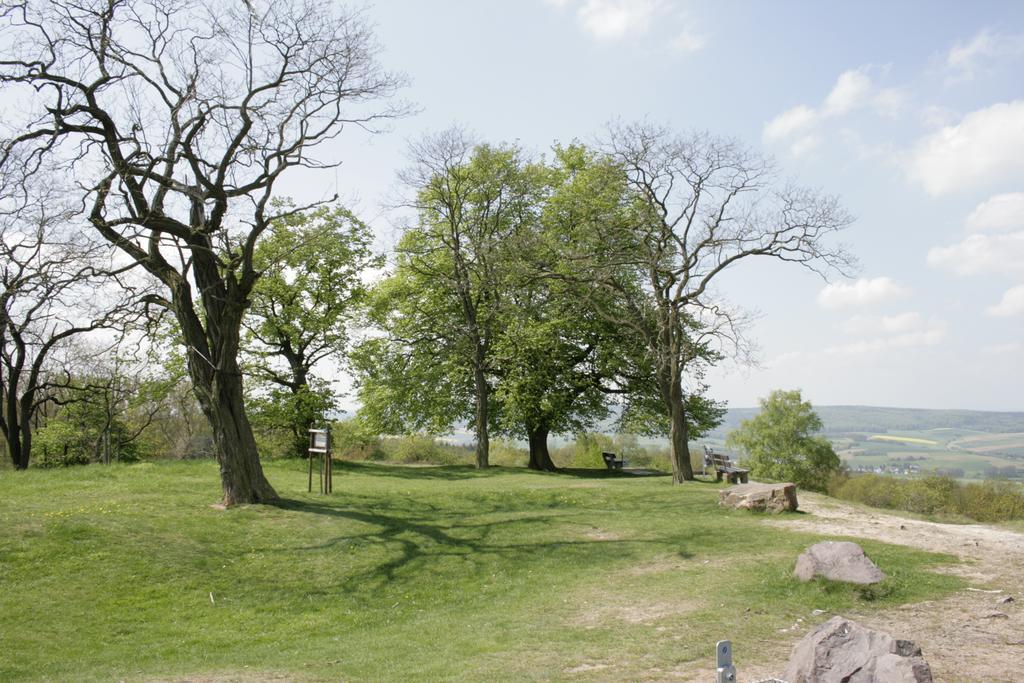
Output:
left=668, top=381, right=694, bottom=484
left=9, top=393, right=32, bottom=470
left=177, top=280, right=278, bottom=505
left=526, top=423, right=557, bottom=471
left=473, top=361, right=490, bottom=469
left=5, top=421, right=30, bottom=470
left=193, top=362, right=278, bottom=505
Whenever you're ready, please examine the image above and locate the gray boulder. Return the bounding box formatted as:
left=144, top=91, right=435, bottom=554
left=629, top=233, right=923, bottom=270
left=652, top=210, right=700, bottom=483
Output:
left=795, top=541, right=885, bottom=584
left=718, top=482, right=798, bottom=513
left=782, top=616, right=933, bottom=682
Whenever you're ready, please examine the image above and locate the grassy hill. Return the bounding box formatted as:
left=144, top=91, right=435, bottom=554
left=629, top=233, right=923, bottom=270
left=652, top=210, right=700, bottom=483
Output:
left=711, top=405, right=1024, bottom=436
left=0, top=460, right=962, bottom=682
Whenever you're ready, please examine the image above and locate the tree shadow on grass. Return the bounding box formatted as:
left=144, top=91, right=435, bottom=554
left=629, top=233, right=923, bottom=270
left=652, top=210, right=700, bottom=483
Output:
left=336, top=461, right=512, bottom=480
left=338, top=460, right=680, bottom=482
left=271, top=497, right=695, bottom=591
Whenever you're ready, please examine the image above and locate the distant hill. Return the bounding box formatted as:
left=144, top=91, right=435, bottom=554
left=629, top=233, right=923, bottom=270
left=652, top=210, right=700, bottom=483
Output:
left=710, top=405, right=1024, bottom=437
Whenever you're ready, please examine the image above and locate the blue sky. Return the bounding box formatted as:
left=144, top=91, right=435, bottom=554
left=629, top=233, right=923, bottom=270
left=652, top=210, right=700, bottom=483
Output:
left=281, top=1, right=1024, bottom=412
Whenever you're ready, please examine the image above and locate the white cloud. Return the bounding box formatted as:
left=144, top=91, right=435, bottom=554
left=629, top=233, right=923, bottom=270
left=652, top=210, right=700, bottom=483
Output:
left=763, top=66, right=900, bottom=152
left=946, top=30, right=1024, bottom=82
left=905, top=100, right=1024, bottom=196
left=550, top=0, right=705, bottom=51
left=988, top=284, right=1024, bottom=317
left=927, top=232, right=1024, bottom=277
left=789, top=133, right=821, bottom=158
left=919, top=104, right=958, bottom=129
left=966, top=192, right=1024, bottom=233
left=817, top=276, right=909, bottom=309
left=576, top=0, right=659, bottom=41
left=872, top=88, right=906, bottom=119
left=826, top=320, right=947, bottom=357
left=840, top=312, right=928, bottom=335
left=983, top=341, right=1022, bottom=354
left=824, top=68, right=872, bottom=115
left=763, top=105, right=818, bottom=143
left=670, top=28, right=706, bottom=53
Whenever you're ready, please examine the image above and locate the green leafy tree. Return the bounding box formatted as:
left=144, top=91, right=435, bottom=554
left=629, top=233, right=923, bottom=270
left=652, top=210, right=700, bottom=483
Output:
left=245, top=203, right=381, bottom=457
left=491, top=145, right=633, bottom=470
left=355, top=133, right=542, bottom=468
left=725, top=389, right=840, bottom=490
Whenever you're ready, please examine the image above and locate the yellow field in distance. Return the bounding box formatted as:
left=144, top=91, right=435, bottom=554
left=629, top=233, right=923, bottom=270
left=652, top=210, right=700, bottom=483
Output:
left=868, top=435, right=939, bottom=446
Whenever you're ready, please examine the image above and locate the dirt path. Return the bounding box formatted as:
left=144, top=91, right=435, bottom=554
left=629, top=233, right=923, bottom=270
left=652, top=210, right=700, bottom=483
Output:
left=751, top=493, right=1024, bottom=683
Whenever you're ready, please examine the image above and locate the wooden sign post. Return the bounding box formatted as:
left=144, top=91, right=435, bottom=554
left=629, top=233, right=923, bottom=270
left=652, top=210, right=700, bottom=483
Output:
left=308, top=426, right=333, bottom=493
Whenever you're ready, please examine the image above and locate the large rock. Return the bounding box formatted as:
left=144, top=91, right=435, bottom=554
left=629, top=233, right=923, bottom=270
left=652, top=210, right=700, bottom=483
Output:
left=795, top=541, right=885, bottom=584
left=718, top=482, right=798, bottom=513
left=782, top=616, right=933, bottom=682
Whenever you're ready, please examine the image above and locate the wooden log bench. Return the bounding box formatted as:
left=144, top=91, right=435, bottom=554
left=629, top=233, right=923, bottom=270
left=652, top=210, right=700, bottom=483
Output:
left=712, top=452, right=749, bottom=484
left=601, top=451, right=625, bottom=470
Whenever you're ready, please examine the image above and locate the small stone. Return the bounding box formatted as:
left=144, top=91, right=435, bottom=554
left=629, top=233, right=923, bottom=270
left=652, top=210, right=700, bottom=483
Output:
left=982, top=611, right=1009, bottom=619
left=997, top=596, right=1015, bottom=605
left=811, top=609, right=826, bottom=616
left=899, top=524, right=907, bottom=530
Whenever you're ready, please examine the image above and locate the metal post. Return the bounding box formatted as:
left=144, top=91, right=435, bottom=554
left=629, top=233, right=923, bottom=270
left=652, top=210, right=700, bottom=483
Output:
left=716, top=640, right=736, bottom=683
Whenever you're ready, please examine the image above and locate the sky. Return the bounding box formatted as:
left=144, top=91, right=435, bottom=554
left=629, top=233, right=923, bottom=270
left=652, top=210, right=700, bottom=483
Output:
left=277, top=0, right=1024, bottom=412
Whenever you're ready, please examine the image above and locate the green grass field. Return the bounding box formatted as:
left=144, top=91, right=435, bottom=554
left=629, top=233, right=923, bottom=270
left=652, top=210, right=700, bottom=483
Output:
left=0, top=460, right=963, bottom=681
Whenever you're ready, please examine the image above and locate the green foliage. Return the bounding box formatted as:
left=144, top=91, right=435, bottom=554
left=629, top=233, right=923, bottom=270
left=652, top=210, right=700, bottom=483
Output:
left=828, top=472, right=1024, bottom=522
left=355, top=140, right=624, bottom=447
left=34, top=394, right=140, bottom=468
left=726, top=389, right=840, bottom=490
left=245, top=201, right=381, bottom=455
left=0, top=459, right=962, bottom=682
left=331, top=417, right=385, bottom=461
left=351, top=140, right=529, bottom=438
left=33, top=420, right=93, bottom=468
left=378, top=435, right=472, bottom=465
left=562, top=432, right=615, bottom=468
left=247, top=380, right=336, bottom=458
left=547, top=432, right=675, bottom=471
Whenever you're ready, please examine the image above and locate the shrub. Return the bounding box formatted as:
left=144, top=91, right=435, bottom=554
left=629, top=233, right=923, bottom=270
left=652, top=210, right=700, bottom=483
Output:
left=378, top=435, right=473, bottom=465
left=331, top=418, right=385, bottom=461
left=828, top=472, right=1024, bottom=522
left=489, top=440, right=528, bottom=467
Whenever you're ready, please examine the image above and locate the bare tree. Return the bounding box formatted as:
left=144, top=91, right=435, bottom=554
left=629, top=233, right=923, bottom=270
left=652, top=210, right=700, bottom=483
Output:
left=0, top=180, right=138, bottom=470
left=588, top=122, right=855, bottom=483
left=0, top=1, right=405, bottom=502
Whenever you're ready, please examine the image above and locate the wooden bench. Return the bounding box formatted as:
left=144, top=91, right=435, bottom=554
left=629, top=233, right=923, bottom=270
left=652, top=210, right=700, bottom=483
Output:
left=711, top=452, right=749, bottom=484
left=601, top=451, right=625, bottom=470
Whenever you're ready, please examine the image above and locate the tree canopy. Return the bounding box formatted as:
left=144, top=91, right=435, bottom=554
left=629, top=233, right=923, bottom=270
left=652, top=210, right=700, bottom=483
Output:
left=245, top=202, right=381, bottom=457
left=726, top=389, right=841, bottom=490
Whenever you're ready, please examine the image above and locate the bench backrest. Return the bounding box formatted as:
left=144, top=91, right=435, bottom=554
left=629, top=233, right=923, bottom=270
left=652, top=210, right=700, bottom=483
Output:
left=601, top=451, right=618, bottom=465
left=711, top=453, right=732, bottom=469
